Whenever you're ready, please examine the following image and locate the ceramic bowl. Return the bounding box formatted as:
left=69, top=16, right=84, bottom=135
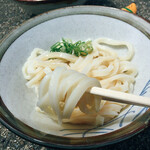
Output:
left=13, top=0, right=87, bottom=14
left=0, top=6, right=150, bottom=149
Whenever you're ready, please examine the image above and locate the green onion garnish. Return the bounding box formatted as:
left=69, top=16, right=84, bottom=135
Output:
left=50, top=38, right=93, bottom=57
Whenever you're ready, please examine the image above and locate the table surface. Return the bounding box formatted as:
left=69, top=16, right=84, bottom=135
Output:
left=0, top=0, right=150, bottom=149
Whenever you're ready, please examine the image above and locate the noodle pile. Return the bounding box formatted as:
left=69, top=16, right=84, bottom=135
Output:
left=22, top=38, right=137, bottom=125
left=37, top=67, right=101, bottom=124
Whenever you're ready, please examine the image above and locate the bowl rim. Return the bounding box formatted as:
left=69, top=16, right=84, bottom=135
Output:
left=14, top=0, right=79, bottom=4
left=15, top=0, right=64, bottom=2
left=0, top=5, right=150, bottom=149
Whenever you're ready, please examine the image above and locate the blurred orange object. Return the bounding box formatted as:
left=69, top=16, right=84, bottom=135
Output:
left=121, top=3, right=137, bottom=14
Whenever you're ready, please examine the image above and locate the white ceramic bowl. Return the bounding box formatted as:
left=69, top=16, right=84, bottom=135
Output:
left=0, top=6, right=150, bottom=149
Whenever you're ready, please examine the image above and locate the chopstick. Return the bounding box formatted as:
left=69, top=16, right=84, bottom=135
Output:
left=87, top=87, right=150, bottom=107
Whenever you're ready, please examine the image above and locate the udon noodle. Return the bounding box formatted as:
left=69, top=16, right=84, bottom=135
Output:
left=22, top=38, right=137, bottom=125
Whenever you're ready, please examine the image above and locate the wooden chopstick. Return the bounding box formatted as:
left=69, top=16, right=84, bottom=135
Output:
left=87, top=87, right=150, bottom=107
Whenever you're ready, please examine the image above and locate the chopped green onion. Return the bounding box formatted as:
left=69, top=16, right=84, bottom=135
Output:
left=50, top=38, right=93, bottom=57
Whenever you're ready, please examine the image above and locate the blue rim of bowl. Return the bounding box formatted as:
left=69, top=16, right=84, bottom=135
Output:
left=0, top=6, right=150, bottom=149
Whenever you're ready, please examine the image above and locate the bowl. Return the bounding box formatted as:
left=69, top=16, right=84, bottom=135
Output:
left=13, top=0, right=87, bottom=15
left=0, top=6, right=150, bottom=149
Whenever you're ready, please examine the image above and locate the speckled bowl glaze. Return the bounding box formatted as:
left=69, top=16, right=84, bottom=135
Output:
left=0, top=6, right=150, bottom=149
